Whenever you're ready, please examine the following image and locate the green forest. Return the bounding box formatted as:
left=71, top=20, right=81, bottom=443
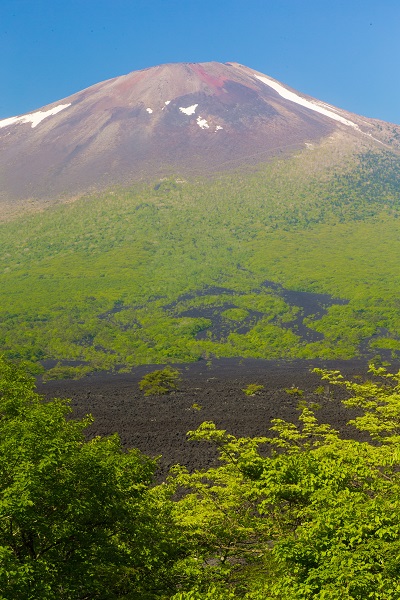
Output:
left=1, top=356, right=400, bottom=598
left=1, top=148, right=400, bottom=377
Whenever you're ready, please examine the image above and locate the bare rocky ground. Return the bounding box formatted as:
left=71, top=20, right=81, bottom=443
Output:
left=36, top=358, right=392, bottom=481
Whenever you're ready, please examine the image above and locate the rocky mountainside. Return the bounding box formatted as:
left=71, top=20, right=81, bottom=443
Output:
left=1, top=61, right=400, bottom=204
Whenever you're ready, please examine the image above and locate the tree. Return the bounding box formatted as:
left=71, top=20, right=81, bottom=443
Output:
left=139, top=367, right=182, bottom=396
left=0, top=357, right=184, bottom=599
left=170, top=365, right=400, bottom=599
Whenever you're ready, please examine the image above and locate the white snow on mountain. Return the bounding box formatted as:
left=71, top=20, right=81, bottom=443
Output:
left=179, top=104, right=198, bottom=116
left=196, top=116, right=209, bottom=129
left=255, top=75, right=359, bottom=130
left=0, top=104, right=71, bottom=129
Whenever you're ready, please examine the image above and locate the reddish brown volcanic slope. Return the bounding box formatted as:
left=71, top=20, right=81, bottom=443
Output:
left=0, top=61, right=397, bottom=202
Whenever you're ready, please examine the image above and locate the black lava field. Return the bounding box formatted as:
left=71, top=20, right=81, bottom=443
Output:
left=37, top=358, right=382, bottom=480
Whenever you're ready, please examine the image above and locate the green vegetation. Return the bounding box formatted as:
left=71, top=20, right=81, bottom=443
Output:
left=284, top=385, right=304, bottom=396
left=242, top=383, right=264, bottom=396
left=139, top=367, right=181, bottom=396
left=3, top=358, right=400, bottom=598
left=170, top=362, right=400, bottom=599
left=1, top=148, right=400, bottom=373
left=0, top=358, right=178, bottom=598
left=42, top=362, right=93, bottom=381
left=221, top=308, right=249, bottom=322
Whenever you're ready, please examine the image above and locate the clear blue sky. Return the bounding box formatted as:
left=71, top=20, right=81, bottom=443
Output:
left=2, top=0, right=400, bottom=124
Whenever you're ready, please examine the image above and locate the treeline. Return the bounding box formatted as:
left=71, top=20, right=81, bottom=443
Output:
left=1, top=357, right=400, bottom=598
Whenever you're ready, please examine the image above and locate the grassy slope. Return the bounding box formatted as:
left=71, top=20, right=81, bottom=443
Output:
left=1, top=143, right=400, bottom=375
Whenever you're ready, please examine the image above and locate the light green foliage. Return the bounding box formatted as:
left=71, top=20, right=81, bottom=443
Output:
left=171, top=587, right=236, bottom=599
left=242, top=383, right=264, bottom=396
left=284, top=385, right=304, bottom=396
left=1, top=150, right=400, bottom=373
left=221, top=308, right=249, bottom=321
left=139, top=366, right=181, bottom=396
left=0, top=357, right=187, bottom=599
left=168, top=365, right=400, bottom=598
left=42, top=362, right=93, bottom=380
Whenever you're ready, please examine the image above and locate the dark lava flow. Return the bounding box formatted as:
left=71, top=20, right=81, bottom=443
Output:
left=164, top=282, right=348, bottom=343
left=261, top=280, right=349, bottom=342
left=36, top=357, right=387, bottom=482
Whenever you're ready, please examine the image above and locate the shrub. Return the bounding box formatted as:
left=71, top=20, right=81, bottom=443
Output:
left=42, top=363, right=92, bottom=381
left=242, top=383, right=264, bottom=396
left=139, top=367, right=181, bottom=396
left=284, top=385, right=303, bottom=396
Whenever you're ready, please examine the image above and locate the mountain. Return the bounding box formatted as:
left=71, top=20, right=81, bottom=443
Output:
left=1, top=61, right=400, bottom=206
left=2, top=62, right=400, bottom=374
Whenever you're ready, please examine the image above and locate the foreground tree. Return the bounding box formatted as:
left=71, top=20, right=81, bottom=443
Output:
left=0, top=358, right=185, bottom=599
left=170, top=365, right=400, bottom=599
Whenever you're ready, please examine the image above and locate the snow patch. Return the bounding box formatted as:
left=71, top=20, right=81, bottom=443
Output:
left=164, top=100, right=171, bottom=105
left=196, top=116, right=209, bottom=129
left=179, top=104, right=198, bottom=116
left=146, top=108, right=153, bottom=114
left=0, top=103, right=71, bottom=129
left=215, top=125, right=223, bottom=132
left=255, top=75, right=359, bottom=130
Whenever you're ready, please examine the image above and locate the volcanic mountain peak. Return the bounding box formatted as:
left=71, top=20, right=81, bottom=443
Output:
left=0, top=61, right=398, bottom=205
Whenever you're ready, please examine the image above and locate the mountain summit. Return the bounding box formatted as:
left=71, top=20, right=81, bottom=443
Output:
left=0, top=61, right=398, bottom=203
